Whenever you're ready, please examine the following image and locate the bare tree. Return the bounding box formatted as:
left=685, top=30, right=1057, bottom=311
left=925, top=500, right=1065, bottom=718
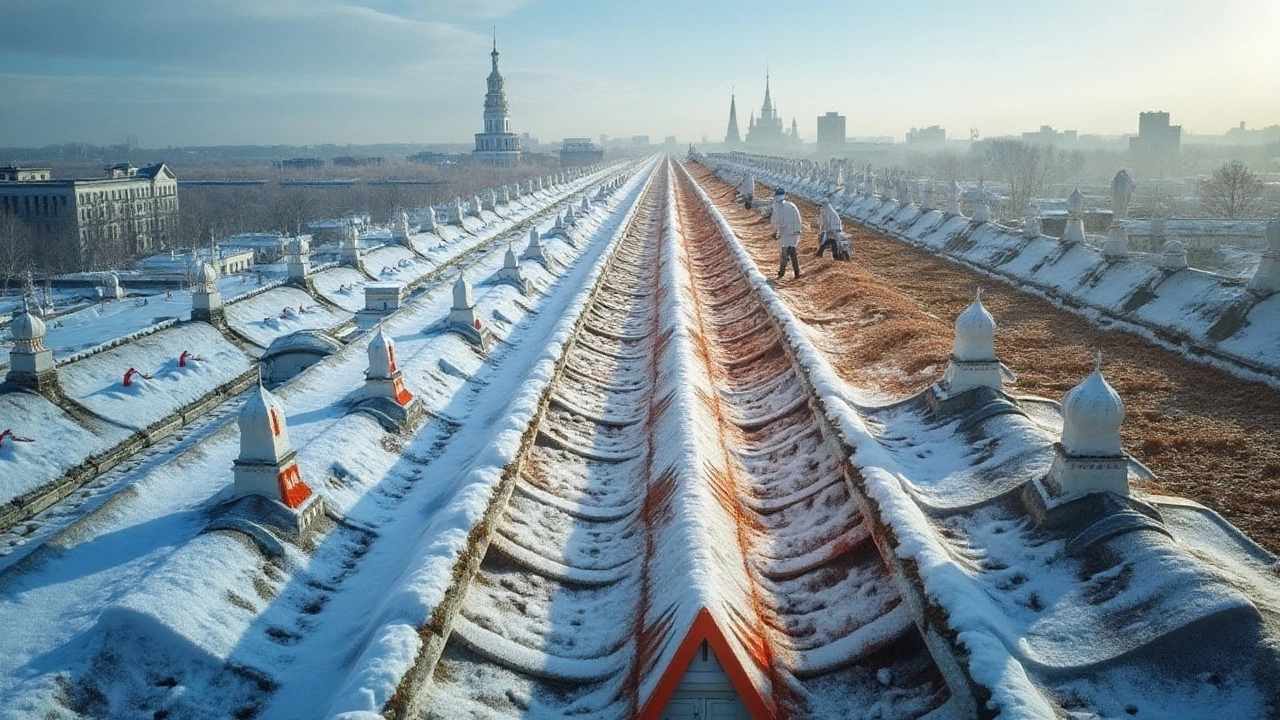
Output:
left=1198, top=160, right=1268, bottom=218
left=983, top=139, right=1057, bottom=220
left=0, top=215, right=33, bottom=295
left=268, top=189, right=319, bottom=236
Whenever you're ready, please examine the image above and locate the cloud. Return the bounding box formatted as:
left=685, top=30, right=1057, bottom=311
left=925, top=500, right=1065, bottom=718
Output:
left=349, top=0, right=533, bottom=20
left=0, top=0, right=487, bottom=77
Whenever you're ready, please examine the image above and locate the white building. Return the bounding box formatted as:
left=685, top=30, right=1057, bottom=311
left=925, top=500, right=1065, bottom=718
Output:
left=0, top=162, right=179, bottom=271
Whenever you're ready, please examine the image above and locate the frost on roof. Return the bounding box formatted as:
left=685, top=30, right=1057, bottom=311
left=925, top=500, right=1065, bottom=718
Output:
left=223, top=285, right=350, bottom=348
left=423, top=164, right=950, bottom=719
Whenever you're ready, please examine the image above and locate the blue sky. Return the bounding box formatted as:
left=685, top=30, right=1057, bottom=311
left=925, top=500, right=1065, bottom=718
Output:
left=1, top=0, right=1277, bottom=147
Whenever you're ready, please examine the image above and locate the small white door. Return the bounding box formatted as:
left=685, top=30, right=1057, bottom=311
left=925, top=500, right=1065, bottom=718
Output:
left=660, top=641, right=752, bottom=720
left=661, top=698, right=703, bottom=719
left=706, top=698, right=747, bottom=719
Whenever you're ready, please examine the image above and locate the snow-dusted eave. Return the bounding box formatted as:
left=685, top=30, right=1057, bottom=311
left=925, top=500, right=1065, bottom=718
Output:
left=674, top=160, right=998, bottom=718
left=371, top=157, right=663, bottom=720
left=715, top=156, right=1280, bottom=390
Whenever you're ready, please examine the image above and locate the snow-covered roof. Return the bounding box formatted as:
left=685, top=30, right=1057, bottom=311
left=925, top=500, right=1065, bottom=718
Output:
left=57, top=322, right=253, bottom=430
left=700, top=154, right=1280, bottom=715
left=261, top=329, right=342, bottom=359
left=223, top=286, right=351, bottom=349
left=0, top=160, right=651, bottom=720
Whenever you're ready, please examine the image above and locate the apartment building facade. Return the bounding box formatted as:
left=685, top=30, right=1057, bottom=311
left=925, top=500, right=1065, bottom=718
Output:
left=0, top=162, right=179, bottom=271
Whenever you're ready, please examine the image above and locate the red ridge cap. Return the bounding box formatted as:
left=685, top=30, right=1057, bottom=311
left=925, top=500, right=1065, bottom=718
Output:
left=637, top=607, right=776, bottom=720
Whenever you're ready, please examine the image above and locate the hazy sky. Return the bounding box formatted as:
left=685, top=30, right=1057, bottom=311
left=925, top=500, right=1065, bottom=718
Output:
left=2, top=0, right=1278, bottom=148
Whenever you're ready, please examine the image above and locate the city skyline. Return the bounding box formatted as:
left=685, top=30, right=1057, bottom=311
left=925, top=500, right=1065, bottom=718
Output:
left=2, top=0, right=1278, bottom=147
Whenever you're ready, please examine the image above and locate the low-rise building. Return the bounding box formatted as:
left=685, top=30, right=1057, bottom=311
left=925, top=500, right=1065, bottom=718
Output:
left=136, top=247, right=255, bottom=278
left=559, top=138, right=605, bottom=166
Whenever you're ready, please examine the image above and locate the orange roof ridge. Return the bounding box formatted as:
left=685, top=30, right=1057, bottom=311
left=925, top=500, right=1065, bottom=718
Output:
left=637, top=607, right=777, bottom=720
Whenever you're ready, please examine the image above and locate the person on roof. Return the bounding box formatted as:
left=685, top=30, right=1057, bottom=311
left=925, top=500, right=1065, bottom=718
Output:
left=816, top=199, right=844, bottom=258
left=770, top=188, right=803, bottom=279
left=738, top=172, right=756, bottom=210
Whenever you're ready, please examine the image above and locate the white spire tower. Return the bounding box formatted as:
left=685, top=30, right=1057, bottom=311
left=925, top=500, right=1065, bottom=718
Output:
left=472, top=30, right=522, bottom=166
left=233, top=384, right=315, bottom=508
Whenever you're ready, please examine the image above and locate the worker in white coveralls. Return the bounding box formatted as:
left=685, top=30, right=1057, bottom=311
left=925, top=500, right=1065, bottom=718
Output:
left=738, top=172, right=756, bottom=210
left=770, top=187, right=803, bottom=279
left=816, top=199, right=843, bottom=258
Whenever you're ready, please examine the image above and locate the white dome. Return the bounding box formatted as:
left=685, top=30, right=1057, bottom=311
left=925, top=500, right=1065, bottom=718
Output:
left=1067, top=188, right=1085, bottom=215
left=1163, top=239, right=1185, bottom=253
left=195, top=262, right=218, bottom=283
left=953, top=290, right=997, bottom=362
left=1060, top=361, right=1125, bottom=457
left=105, top=273, right=120, bottom=289
left=10, top=305, right=46, bottom=342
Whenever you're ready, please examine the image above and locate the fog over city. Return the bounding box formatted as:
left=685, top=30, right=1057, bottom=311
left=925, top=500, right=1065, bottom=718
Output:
left=2, top=0, right=1278, bottom=145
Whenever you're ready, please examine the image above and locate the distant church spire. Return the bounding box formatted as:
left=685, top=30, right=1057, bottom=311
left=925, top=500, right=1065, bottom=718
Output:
left=725, top=91, right=741, bottom=145
left=745, top=71, right=784, bottom=148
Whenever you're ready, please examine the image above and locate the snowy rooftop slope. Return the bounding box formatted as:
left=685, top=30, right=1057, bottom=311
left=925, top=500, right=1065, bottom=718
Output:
left=694, top=157, right=1280, bottom=719
left=1126, top=217, right=1270, bottom=240
left=363, top=244, right=432, bottom=286
left=719, top=156, right=1280, bottom=382
left=0, top=161, right=657, bottom=720
left=310, top=266, right=372, bottom=313
left=223, top=285, right=351, bottom=349
left=406, top=231, right=444, bottom=256
left=421, top=163, right=950, bottom=719
left=30, top=292, right=191, bottom=359
left=0, top=391, right=131, bottom=504
left=0, top=276, right=291, bottom=364
left=57, top=321, right=252, bottom=430
left=424, top=185, right=659, bottom=718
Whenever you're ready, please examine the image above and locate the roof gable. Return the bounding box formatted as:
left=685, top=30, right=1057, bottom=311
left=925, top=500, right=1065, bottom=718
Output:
left=638, top=607, right=776, bottom=720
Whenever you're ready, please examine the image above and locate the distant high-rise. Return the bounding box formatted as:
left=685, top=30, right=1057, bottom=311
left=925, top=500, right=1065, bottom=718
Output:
left=906, top=125, right=947, bottom=145
left=1130, top=111, right=1181, bottom=164
left=473, top=34, right=522, bottom=167
left=725, top=94, right=741, bottom=146
left=816, top=112, right=845, bottom=156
